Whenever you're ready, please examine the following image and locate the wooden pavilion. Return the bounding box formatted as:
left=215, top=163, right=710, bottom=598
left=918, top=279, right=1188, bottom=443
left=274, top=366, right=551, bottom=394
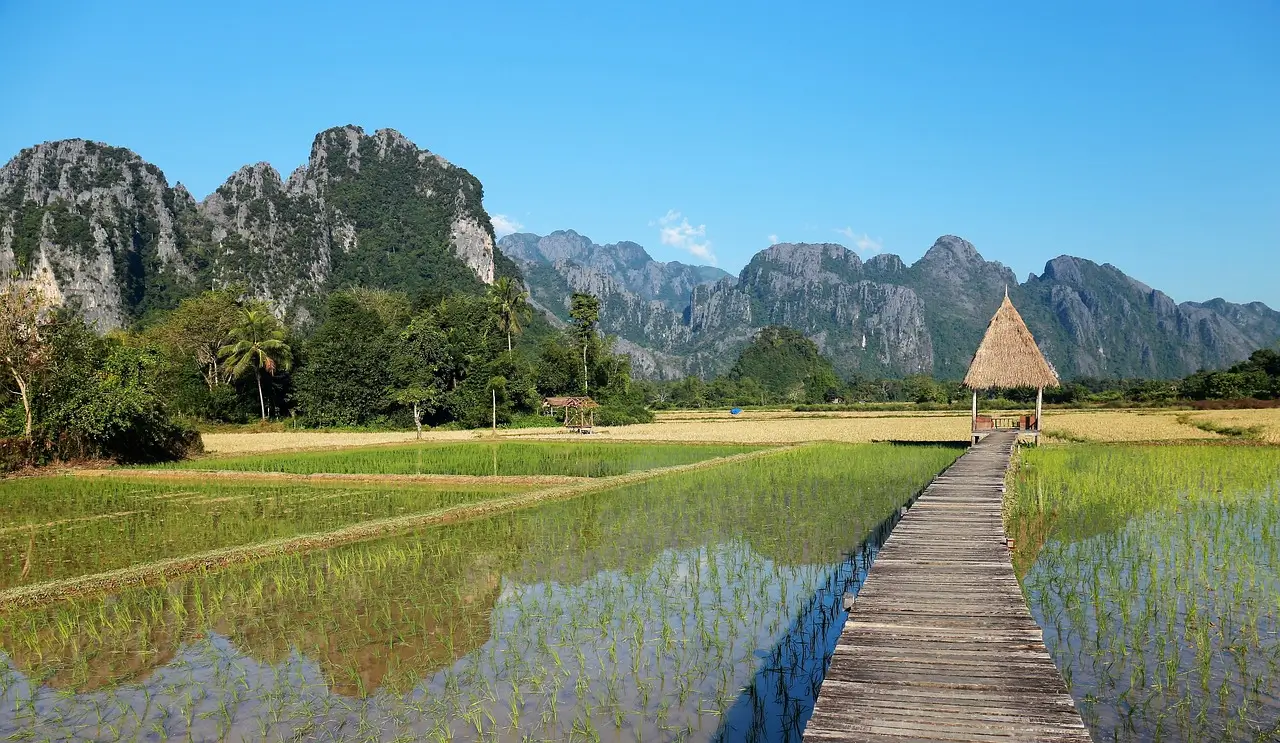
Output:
left=963, top=292, right=1060, bottom=443
left=542, top=396, right=599, bottom=432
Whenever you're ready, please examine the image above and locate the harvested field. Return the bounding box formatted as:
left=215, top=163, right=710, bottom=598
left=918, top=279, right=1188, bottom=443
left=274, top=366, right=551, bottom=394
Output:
left=561, top=413, right=972, bottom=444
left=1041, top=409, right=1222, bottom=442
left=195, top=408, right=1255, bottom=453
left=200, top=430, right=473, bottom=454
left=1181, top=408, right=1280, bottom=442
left=653, top=409, right=969, bottom=421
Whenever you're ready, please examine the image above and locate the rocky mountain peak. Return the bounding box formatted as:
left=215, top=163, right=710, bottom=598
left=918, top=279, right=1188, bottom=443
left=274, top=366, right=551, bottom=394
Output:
left=0, top=138, right=197, bottom=328
left=915, top=235, right=987, bottom=269
left=864, top=253, right=907, bottom=275
left=912, top=235, right=1016, bottom=294
left=748, top=242, right=863, bottom=283
left=372, top=128, right=415, bottom=158
left=1041, top=255, right=1087, bottom=287
left=308, top=125, right=365, bottom=179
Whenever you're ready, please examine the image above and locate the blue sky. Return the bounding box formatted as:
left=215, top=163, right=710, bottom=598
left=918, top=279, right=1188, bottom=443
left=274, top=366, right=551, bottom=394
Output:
left=1, top=1, right=1276, bottom=306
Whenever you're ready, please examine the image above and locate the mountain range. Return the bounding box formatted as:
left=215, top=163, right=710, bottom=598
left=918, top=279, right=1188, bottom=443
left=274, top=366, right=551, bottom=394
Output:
left=2, top=126, right=1277, bottom=381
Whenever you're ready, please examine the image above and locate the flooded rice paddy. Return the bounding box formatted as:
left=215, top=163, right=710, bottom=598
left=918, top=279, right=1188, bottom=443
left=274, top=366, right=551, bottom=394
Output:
left=0, top=478, right=531, bottom=586
left=160, top=441, right=759, bottom=478
left=0, top=442, right=957, bottom=741
left=1010, top=445, right=1280, bottom=743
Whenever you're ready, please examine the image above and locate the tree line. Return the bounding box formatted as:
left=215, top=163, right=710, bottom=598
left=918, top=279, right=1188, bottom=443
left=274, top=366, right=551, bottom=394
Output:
left=638, top=326, right=1280, bottom=410
left=0, top=279, right=649, bottom=469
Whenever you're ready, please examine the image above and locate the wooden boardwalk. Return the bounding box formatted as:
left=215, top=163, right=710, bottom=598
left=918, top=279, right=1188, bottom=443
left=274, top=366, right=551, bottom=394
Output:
left=804, top=431, right=1091, bottom=742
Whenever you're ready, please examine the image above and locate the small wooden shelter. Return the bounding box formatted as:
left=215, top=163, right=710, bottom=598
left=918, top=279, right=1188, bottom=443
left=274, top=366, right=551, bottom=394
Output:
left=963, top=292, right=1059, bottom=443
left=542, top=396, right=599, bottom=432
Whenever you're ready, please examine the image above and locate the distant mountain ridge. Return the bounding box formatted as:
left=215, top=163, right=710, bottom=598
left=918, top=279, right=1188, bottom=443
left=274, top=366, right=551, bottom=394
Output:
left=2, top=127, right=1275, bottom=382
left=501, top=231, right=1280, bottom=381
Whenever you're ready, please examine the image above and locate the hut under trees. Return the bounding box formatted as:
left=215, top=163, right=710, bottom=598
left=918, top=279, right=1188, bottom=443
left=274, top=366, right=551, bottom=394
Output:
left=542, top=396, right=599, bottom=432
left=963, top=292, right=1060, bottom=443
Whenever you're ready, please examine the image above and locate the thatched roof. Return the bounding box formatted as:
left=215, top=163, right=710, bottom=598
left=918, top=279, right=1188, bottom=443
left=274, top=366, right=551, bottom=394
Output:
left=543, top=396, right=599, bottom=409
left=963, top=295, right=1060, bottom=390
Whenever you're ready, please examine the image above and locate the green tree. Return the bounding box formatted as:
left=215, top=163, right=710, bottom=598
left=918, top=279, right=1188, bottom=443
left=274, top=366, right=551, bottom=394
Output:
left=0, top=284, right=55, bottom=439
left=389, top=313, right=448, bottom=438
left=569, top=293, right=600, bottom=393
left=294, top=293, right=392, bottom=426
left=219, top=305, right=293, bottom=421
left=730, top=325, right=841, bottom=404
left=903, top=374, right=945, bottom=404
left=488, top=277, right=532, bottom=352
left=148, top=287, right=243, bottom=391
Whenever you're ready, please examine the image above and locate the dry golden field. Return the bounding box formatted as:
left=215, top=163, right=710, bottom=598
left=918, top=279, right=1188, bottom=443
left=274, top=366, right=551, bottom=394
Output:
left=653, top=409, right=966, bottom=421
left=200, top=407, right=1265, bottom=454
left=1041, top=410, right=1222, bottom=442
left=201, top=430, right=478, bottom=454
left=1181, top=408, right=1280, bottom=443
left=579, top=413, right=971, bottom=444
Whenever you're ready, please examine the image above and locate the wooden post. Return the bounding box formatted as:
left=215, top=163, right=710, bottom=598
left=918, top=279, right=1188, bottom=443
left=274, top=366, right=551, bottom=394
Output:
left=1035, top=386, right=1043, bottom=444
left=492, top=389, right=497, bottom=435
left=971, top=390, right=978, bottom=442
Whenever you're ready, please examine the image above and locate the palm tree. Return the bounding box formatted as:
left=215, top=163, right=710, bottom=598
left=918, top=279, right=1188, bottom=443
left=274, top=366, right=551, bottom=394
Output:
left=219, top=306, right=292, bottom=421
left=488, top=277, right=532, bottom=352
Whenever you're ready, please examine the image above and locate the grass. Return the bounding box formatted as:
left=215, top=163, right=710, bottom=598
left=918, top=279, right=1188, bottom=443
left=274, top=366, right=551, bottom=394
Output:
left=1007, top=444, right=1280, bottom=742
left=0, top=442, right=958, bottom=741
left=165, top=440, right=759, bottom=477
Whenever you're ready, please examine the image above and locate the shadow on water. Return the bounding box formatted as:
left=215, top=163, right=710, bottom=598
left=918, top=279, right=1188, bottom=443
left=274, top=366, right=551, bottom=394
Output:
left=713, top=490, right=914, bottom=743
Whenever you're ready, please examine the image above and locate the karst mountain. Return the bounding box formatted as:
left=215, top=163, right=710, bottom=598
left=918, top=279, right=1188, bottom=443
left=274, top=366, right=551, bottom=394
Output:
left=2, top=126, right=1276, bottom=380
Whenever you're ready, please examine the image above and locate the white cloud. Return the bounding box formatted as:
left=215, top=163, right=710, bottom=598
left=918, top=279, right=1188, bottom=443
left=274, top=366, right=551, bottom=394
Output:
left=491, top=214, right=523, bottom=238
left=835, top=227, right=884, bottom=256
left=768, top=234, right=779, bottom=245
left=654, top=209, right=716, bottom=264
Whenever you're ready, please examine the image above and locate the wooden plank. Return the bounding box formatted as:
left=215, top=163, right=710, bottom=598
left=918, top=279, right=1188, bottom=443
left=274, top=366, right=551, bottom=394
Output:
left=803, top=431, right=1092, bottom=742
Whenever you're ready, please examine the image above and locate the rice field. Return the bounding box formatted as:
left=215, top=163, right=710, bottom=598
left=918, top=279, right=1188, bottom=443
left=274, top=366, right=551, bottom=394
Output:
left=201, top=430, right=466, bottom=454
left=0, top=477, right=530, bottom=587
left=1042, top=410, right=1224, bottom=442
left=168, top=440, right=758, bottom=477
left=1008, top=445, right=1280, bottom=742
left=196, top=408, right=1244, bottom=455
left=1182, top=408, right=1280, bottom=443
left=0, top=442, right=959, bottom=741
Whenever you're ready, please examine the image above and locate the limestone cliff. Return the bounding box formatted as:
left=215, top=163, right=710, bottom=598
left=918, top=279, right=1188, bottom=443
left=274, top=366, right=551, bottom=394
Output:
left=503, top=231, right=1280, bottom=380
left=0, top=126, right=497, bottom=327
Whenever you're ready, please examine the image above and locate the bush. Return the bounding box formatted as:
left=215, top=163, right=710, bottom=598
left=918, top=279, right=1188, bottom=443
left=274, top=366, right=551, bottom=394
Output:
left=595, top=400, right=655, bottom=426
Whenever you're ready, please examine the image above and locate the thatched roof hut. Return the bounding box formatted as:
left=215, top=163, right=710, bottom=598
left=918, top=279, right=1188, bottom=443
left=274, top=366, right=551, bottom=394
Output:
left=964, top=294, right=1058, bottom=442
left=543, top=396, right=599, bottom=409
left=543, top=396, right=599, bottom=431
left=963, top=295, right=1059, bottom=391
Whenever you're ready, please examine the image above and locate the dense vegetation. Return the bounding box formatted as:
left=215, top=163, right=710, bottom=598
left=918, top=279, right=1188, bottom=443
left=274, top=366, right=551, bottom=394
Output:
left=0, top=285, right=200, bottom=470
left=0, top=278, right=650, bottom=469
